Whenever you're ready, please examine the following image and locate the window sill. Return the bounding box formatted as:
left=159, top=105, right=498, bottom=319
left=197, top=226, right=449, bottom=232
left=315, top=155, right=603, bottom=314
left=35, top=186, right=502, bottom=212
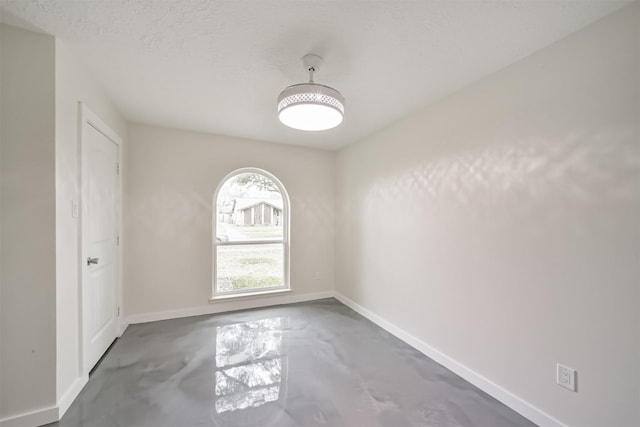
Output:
left=209, top=288, right=292, bottom=302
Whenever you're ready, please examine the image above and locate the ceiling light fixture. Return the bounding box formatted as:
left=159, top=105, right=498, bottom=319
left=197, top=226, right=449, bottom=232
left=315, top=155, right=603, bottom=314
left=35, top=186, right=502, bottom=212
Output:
left=277, top=54, right=345, bottom=131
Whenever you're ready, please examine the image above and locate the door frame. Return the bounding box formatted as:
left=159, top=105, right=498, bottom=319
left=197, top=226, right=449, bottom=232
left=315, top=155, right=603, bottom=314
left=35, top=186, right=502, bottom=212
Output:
left=78, top=102, right=124, bottom=376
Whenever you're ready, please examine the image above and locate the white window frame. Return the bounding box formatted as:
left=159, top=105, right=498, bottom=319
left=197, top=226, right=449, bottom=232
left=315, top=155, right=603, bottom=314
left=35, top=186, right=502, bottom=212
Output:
left=210, top=167, right=290, bottom=300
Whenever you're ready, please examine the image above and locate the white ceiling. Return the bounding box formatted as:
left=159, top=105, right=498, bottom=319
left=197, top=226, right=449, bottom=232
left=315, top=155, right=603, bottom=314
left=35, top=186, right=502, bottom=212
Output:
left=0, top=1, right=630, bottom=150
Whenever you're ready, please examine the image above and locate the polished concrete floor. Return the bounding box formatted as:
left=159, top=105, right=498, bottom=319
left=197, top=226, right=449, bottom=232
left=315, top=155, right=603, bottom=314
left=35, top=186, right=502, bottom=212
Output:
left=49, top=299, right=536, bottom=427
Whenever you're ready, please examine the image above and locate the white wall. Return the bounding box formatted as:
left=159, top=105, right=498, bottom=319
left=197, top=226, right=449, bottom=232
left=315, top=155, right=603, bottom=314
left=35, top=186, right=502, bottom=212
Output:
left=335, top=4, right=639, bottom=427
left=0, top=24, right=127, bottom=425
left=54, top=40, right=127, bottom=411
left=0, top=24, right=57, bottom=421
left=124, top=124, right=335, bottom=320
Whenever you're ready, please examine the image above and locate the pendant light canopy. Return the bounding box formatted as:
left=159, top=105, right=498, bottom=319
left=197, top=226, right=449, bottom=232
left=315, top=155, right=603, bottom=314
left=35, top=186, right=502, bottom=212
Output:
left=277, top=54, right=345, bottom=131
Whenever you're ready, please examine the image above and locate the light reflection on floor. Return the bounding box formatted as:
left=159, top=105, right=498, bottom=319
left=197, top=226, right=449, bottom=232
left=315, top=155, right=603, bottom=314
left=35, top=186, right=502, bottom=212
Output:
left=214, top=317, right=286, bottom=414
left=49, top=299, right=535, bottom=427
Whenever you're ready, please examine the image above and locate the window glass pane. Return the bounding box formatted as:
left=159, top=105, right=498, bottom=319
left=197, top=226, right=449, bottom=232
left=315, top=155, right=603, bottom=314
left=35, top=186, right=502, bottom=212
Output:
left=216, top=173, right=284, bottom=242
left=216, top=243, right=284, bottom=292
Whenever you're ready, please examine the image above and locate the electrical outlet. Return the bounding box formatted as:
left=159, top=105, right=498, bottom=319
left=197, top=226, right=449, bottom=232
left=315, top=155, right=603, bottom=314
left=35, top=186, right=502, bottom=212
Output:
left=314, top=271, right=320, bottom=281
left=557, top=364, right=576, bottom=392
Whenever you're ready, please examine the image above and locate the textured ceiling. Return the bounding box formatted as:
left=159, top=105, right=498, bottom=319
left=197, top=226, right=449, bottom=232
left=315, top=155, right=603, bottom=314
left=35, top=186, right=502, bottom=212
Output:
left=0, top=0, right=630, bottom=149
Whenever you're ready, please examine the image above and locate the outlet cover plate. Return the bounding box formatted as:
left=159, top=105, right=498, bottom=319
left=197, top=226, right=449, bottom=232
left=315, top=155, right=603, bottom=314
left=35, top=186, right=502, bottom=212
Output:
left=557, top=363, right=576, bottom=392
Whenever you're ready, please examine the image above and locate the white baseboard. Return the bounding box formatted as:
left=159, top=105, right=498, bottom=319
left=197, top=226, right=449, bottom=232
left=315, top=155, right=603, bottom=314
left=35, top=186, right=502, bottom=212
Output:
left=126, top=290, right=334, bottom=325
left=57, top=374, right=88, bottom=419
left=0, top=374, right=90, bottom=427
left=25, top=290, right=560, bottom=427
left=333, top=291, right=566, bottom=427
left=119, top=319, right=129, bottom=336
left=0, top=406, right=58, bottom=427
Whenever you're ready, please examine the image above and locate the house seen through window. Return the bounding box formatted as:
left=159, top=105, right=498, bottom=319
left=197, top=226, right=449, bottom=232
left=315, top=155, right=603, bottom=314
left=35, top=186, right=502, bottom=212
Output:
left=214, top=169, right=289, bottom=297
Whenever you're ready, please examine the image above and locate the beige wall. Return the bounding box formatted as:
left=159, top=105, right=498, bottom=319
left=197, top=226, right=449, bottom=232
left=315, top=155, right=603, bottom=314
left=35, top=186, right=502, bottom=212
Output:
left=124, top=124, right=335, bottom=319
left=54, top=39, right=127, bottom=408
left=0, top=24, right=126, bottom=425
left=0, top=24, right=57, bottom=421
left=335, top=4, right=639, bottom=427
left=2, top=3, right=638, bottom=425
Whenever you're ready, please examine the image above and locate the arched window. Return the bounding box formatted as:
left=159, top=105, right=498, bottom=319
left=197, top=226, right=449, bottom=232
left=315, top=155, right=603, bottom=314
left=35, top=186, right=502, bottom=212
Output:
left=212, top=168, right=290, bottom=298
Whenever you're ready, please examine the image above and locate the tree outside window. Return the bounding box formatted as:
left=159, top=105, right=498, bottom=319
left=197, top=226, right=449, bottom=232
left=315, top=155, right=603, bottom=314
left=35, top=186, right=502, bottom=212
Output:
left=214, top=169, right=289, bottom=296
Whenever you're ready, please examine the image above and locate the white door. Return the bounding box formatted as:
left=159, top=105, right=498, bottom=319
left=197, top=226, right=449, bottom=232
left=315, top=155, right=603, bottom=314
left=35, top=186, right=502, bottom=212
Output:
left=82, top=112, right=120, bottom=372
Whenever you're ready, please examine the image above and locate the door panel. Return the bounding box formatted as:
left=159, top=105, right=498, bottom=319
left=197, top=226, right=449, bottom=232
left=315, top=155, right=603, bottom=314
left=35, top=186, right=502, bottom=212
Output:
left=83, top=121, right=119, bottom=372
